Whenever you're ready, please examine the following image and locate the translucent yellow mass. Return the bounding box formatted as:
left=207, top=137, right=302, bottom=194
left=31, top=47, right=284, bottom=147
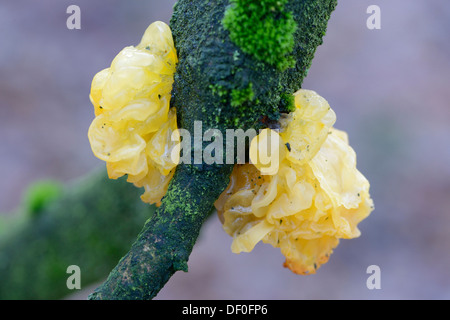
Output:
left=87, top=21, right=373, bottom=275
left=215, top=89, right=374, bottom=275
left=280, top=89, right=336, bottom=165
left=88, top=21, right=178, bottom=205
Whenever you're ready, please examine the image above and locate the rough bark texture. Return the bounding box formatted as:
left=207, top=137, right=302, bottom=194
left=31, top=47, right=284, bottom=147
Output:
left=88, top=164, right=232, bottom=300
left=89, top=0, right=337, bottom=300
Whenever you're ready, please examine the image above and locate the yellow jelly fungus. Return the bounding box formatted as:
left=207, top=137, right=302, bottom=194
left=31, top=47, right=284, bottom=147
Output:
left=87, top=21, right=373, bottom=276
left=215, top=89, right=374, bottom=275
left=249, top=128, right=285, bottom=175
left=280, top=89, right=336, bottom=165
left=88, top=21, right=178, bottom=205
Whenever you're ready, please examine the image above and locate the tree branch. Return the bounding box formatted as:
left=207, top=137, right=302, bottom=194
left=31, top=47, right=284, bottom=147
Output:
left=89, top=0, right=337, bottom=300
left=0, top=169, right=153, bottom=299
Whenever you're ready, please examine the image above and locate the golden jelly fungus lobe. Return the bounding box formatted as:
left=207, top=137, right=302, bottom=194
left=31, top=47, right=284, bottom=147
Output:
left=215, top=89, right=374, bottom=275
left=249, top=128, right=285, bottom=175
left=279, top=89, right=336, bottom=165
left=88, top=21, right=178, bottom=205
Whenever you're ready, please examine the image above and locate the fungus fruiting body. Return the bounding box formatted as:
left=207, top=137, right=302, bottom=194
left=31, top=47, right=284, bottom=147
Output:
left=215, top=91, right=373, bottom=274
left=88, top=22, right=373, bottom=275
left=88, top=22, right=179, bottom=205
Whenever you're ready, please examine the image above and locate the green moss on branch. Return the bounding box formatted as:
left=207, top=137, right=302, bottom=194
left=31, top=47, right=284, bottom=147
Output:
left=89, top=0, right=337, bottom=300
left=223, top=0, right=298, bottom=71
left=170, top=0, right=337, bottom=132
left=88, top=164, right=232, bottom=300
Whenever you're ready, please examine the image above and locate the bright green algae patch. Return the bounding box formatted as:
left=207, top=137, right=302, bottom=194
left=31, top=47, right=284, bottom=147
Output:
left=231, top=83, right=255, bottom=107
left=22, top=180, right=62, bottom=216
left=223, top=0, right=298, bottom=71
left=171, top=0, right=337, bottom=133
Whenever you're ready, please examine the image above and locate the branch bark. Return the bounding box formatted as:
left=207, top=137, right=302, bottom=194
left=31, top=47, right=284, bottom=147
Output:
left=89, top=0, right=337, bottom=300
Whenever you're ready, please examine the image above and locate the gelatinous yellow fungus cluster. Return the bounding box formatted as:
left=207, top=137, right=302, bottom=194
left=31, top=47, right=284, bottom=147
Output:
left=87, top=22, right=373, bottom=275
left=88, top=22, right=179, bottom=205
left=215, top=90, right=374, bottom=274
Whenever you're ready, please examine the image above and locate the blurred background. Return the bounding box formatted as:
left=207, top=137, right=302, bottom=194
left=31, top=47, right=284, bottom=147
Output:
left=0, top=0, right=449, bottom=299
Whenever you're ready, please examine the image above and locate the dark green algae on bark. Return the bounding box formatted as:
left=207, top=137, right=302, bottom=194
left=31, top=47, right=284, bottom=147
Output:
left=89, top=0, right=337, bottom=300
left=170, top=0, right=337, bottom=133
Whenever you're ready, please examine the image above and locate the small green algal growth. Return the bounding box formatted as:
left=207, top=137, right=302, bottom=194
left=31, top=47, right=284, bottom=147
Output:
left=231, top=83, right=255, bottom=107
left=223, top=0, right=298, bottom=71
left=209, top=83, right=229, bottom=105
left=23, top=180, right=62, bottom=216
left=279, top=92, right=296, bottom=113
